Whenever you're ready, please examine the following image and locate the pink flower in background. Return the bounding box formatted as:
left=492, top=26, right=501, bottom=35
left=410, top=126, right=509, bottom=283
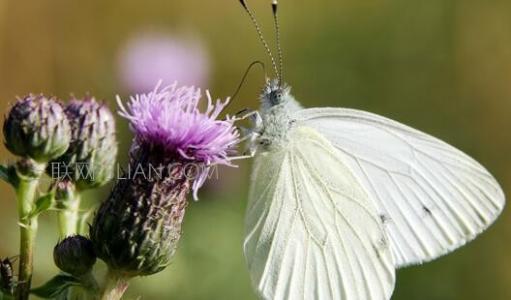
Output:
left=118, top=32, right=210, bottom=93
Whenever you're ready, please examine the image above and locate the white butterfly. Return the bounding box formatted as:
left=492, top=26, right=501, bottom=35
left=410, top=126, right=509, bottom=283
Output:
left=236, top=1, right=505, bottom=299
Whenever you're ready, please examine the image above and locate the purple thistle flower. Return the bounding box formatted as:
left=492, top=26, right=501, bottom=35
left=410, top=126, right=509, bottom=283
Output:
left=90, top=83, right=239, bottom=281
left=117, top=82, right=239, bottom=198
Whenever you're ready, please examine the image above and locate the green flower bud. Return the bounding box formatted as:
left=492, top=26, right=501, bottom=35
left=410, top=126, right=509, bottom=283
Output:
left=49, top=97, right=117, bottom=190
left=3, top=95, right=71, bottom=163
left=53, top=235, right=96, bottom=276
left=90, top=151, right=191, bottom=277
left=53, top=180, right=76, bottom=210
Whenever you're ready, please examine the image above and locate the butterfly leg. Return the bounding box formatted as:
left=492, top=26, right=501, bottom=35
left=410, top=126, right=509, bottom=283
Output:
left=232, top=108, right=263, bottom=125
left=228, top=109, right=263, bottom=161
left=228, top=153, right=255, bottom=161
left=228, top=131, right=259, bottom=161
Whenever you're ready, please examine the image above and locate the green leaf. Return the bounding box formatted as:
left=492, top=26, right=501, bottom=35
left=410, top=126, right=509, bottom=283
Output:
left=0, top=165, right=16, bottom=187
left=30, top=192, right=55, bottom=217
left=30, top=274, right=81, bottom=299
left=0, top=290, right=15, bottom=300
left=0, top=165, right=8, bottom=181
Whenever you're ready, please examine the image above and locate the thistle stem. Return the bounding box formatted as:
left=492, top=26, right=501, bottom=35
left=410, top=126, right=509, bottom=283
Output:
left=66, top=272, right=100, bottom=300
left=15, top=178, right=39, bottom=300
left=100, top=270, right=130, bottom=300
left=57, top=191, right=84, bottom=299
left=57, top=193, right=82, bottom=237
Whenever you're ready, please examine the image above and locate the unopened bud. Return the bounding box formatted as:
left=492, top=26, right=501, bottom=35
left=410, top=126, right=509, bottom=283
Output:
left=50, top=97, right=117, bottom=190
left=53, top=235, right=96, bottom=276
left=53, top=180, right=76, bottom=210
left=3, top=95, right=71, bottom=163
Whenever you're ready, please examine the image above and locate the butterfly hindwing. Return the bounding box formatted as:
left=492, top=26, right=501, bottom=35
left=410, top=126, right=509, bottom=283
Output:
left=295, top=107, right=505, bottom=267
left=245, top=126, right=395, bottom=300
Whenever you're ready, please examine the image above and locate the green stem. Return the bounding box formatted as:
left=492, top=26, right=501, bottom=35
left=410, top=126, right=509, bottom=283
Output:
left=15, top=178, right=39, bottom=300
left=78, top=209, right=93, bottom=235
left=56, top=190, right=84, bottom=300
left=100, top=270, right=130, bottom=300
left=66, top=272, right=100, bottom=300
left=57, top=193, right=81, bottom=237
left=81, top=272, right=100, bottom=294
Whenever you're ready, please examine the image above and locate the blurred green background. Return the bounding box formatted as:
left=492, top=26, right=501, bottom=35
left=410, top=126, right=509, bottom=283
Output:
left=1, top=0, right=511, bottom=299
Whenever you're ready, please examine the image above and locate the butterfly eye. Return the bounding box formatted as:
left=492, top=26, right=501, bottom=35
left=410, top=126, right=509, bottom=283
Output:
left=269, top=90, right=283, bottom=105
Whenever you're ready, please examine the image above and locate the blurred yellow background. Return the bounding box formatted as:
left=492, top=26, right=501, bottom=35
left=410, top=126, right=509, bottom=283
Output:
left=1, top=0, right=511, bottom=299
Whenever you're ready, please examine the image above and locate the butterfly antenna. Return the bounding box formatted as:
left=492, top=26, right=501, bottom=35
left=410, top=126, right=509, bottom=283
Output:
left=227, top=60, right=266, bottom=110
left=238, top=0, right=279, bottom=79
left=272, top=0, right=283, bottom=85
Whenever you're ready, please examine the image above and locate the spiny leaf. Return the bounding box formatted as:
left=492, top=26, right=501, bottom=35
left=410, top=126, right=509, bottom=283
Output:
left=29, top=192, right=55, bottom=218
left=0, top=165, right=17, bottom=187
left=30, top=274, right=81, bottom=298
left=0, top=165, right=8, bottom=182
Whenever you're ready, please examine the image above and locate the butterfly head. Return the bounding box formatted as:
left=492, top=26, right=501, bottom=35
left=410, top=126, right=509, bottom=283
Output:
left=261, top=79, right=291, bottom=108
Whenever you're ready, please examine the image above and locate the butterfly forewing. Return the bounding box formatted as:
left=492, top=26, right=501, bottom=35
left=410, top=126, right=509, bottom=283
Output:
left=245, top=126, right=395, bottom=300
left=295, top=107, right=505, bottom=267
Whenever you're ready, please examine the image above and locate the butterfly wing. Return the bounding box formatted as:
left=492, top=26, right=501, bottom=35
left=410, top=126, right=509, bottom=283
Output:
left=245, top=126, right=395, bottom=300
left=294, top=107, right=505, bottom=267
